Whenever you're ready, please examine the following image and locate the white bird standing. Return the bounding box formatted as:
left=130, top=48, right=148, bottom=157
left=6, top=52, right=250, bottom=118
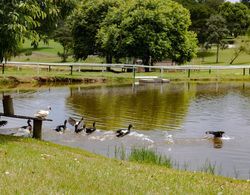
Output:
left=34, top=106, right=51, bottom=119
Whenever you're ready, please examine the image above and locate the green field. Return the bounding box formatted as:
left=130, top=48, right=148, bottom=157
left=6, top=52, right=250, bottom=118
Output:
left=0, top=135, right=249, bottom=194
left=12, top=40, right=250, bottom=65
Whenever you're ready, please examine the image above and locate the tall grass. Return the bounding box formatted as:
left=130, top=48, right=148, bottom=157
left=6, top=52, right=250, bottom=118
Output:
left=128, top=147, right=172, bottom=168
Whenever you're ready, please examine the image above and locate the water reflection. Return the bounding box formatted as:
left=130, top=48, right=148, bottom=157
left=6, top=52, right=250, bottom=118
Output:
left=67, top=83, right=193, bottom=131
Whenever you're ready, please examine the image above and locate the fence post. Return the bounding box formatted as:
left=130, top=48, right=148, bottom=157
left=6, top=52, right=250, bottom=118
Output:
left=133, top=66, right=136, bottom=80
left=209, top=69, right=211, bottom=74
left=188, top=69, right=191, bottom=78
left=243, top=68, right=246, bottom=76
left=2, top=63, right=4, bottom=74
left=161, top=68, right=163, bottom=78
left=33, top=119, right=42, bottom=139
left=70, top=65, right=73, bottom=75
left=48, top=65, right=51, bottom=72
left=2, top=95, right=14, bottom=115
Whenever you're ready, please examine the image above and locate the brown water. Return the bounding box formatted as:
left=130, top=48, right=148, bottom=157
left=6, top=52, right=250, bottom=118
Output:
left=1, top=82, right=250, bottom=179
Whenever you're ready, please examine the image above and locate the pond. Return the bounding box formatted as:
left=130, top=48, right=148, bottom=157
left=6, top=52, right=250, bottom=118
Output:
left=1, top=82, right=250, bottom=179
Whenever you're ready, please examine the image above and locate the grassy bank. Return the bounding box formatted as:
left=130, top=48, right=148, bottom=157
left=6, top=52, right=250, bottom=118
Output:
left=1, top=65, right=250, bottom=89
left=0, top=135, right=249, bottom=194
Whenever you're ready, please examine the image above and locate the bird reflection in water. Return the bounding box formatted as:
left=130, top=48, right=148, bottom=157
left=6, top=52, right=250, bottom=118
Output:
left=213, top=137, right=223, bottom=149
left=206, top=131, right=225, bottom=149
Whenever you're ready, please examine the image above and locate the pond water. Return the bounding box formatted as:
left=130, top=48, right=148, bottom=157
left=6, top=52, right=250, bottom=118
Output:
left=1, top=82, right=250, bottom=179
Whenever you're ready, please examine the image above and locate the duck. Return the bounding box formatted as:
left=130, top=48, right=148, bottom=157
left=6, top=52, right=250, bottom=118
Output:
left=54, top=120, right=67, bottom=132
left=13, top=119, right=32, bottom=137
left=68, top=117, right=85, bottom=133
left=116, top=124, right=133, bottom=137
left=34, top=106, right=51, bottom=119
left=0, top=120, right=8, bottom=127
left=85, top=122, right=96, bottom=134
left=205, top=131, right=225, bottom=138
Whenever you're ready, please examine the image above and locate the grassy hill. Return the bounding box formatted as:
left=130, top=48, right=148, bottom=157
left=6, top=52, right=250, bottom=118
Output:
left=0, top=135, right=249, bottom=194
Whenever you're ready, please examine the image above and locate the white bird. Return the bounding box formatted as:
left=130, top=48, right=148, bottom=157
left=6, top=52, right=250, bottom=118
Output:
left=13, top=119, right=32, bottom=137
left=34, top=106, right=51, bottom=119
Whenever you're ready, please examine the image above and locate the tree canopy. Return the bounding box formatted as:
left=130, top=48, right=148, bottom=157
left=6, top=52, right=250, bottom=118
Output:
left=219, top=2, right=250, bottom=37
left=0, top=0, right=76, bottom=62
left=72, top=0, right=197, bottom=65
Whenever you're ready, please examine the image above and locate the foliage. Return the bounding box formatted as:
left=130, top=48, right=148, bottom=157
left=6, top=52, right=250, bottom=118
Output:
left=230, top=35, right=250, bottom=64
left=53, top=24, right=73, bottom=62
left=0, top=0, right=76, bottom=63
left=97, top=0, right=198, bottom=65
left=241, top=0, right=250, bottom=8
left=69, top=0, right=120, bottom=61
left=219, top=2, right=250, bottom=37
left=174, top=0, right=225, bottom=45
left=206, top=15, right=229, bottom=63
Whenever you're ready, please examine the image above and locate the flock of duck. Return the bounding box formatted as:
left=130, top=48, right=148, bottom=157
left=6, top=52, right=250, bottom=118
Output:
left=0, top=106, right=224, bottom=139
left=0, top=106, right=134, bottom=138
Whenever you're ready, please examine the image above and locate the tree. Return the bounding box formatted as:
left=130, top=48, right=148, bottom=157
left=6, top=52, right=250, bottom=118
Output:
left=53, top=24, right=73, bottom=62
left=0, top=0, right=75, bottom=63
left=70, top=0, right=120, bottom=63
left=219, top=2, right=250, bottom=37
left=241, top=0, right=250, bottom=8
left=206, top=15, right=229, bottom=63
left=174, top=0, right=225, bottom=45
left=97, top=0, right=198, bottom=67
left=229, top=31, right=250, bottom=64
left=0, top=0, right=44, bottom=63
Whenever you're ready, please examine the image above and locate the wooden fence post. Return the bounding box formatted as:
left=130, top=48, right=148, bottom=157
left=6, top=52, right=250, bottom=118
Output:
left=2, top=95, right=14, bottom=115
left=243, top=68, right=246, bottom=76
left=70, top=65, right=73, bottom=75
left=33, top=119, right=42, bottom=139
left=188, top=69, right=191, bottom=78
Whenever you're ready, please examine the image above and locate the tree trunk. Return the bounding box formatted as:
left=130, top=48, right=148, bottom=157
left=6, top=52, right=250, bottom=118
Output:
left=106, top=54, right=112, bottom=72
left=230, top=50, right=242, bottom=65
left=143, top=56, right=150, bottom=72
left=216, top=44, right=219, bottom=63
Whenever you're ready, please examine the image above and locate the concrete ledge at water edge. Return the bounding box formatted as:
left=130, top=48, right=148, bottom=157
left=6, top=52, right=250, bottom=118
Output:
left=138, top=78, right=170, bottom=84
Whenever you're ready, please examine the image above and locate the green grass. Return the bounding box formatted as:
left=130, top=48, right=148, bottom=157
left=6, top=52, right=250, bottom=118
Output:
left=0, top=135, right=250, bottom=194
left=11, top=39, right=250, bottom=64
left=191, top=47, right=250, bottom=65
left=129, top=147, right=172, bottom=168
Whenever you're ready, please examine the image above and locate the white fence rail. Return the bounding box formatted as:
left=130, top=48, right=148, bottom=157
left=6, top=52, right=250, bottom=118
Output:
left=3, top=61, right=250, bottom=77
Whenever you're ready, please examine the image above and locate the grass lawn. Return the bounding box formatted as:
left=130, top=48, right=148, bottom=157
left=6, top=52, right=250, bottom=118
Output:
left=12, top=39, right=250, bottom=65
left=0, top=135, right=250, bottom=194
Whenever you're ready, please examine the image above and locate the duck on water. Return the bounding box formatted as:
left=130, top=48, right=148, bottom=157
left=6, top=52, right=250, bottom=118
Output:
left=116, top=124, right=133, bottom=137
left=13, top=119, right=32, bottom=137
left=85, top=122, right=96, bottom=134
left=54, top=120, right=67, bottom=133
left=68, top=117, right=85, bottom=133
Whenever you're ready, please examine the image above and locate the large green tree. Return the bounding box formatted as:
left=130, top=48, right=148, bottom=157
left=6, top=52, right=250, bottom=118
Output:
left=241, top=0, right=250, bottom=8
left=70, top=0, right=120, bottom=62
left=219, top=2, right=250, bottom=37
left=0, top=0, right=75, bottom=63
left=97, top=0, right=198, bottom=66
left=206, top=15, right=229, bottom=63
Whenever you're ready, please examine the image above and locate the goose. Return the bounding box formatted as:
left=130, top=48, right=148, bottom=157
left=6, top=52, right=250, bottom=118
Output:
left=13, top=119, right=32, bottom=137
left=116, top=124, right=133, bottom=137
left=68, top=117, right=85, bottom=133
left=85, top=122, right=96, bottom=134
left=206, top=131, right=225, bottom=138
left=34, top=106, right=51, bottom=119
left=54, top=120, right=67, bottom=132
